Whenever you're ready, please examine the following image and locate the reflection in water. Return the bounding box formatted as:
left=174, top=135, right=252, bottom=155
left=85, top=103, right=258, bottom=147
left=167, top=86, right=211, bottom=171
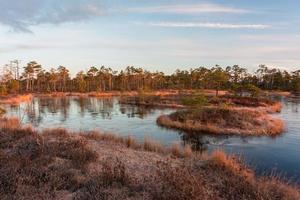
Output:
left=2, top=96, right=300, bottom=183
left=8, top=97, right=160, bottom=127
left=120, top=106, right=155, bottom=119
left=181, top=133, right=208, bottom=152
left=73, top=97, right=114, bottom=119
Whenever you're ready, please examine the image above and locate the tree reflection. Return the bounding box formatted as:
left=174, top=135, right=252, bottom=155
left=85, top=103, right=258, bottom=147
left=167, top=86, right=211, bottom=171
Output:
left=119, top=105, right=155, bottom=119
left=181, top=132, right=209, bottom=152
left=73, top=97, right=114, bottom=119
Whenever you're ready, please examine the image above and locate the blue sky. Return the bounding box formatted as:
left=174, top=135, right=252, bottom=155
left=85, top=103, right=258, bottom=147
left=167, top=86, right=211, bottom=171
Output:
left=0, top=0, right=299, bottom=75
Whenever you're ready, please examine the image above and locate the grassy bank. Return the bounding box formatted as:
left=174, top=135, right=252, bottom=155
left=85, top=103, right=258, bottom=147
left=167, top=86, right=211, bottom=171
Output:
left=121, top=94, right=282, bottom=113
left=157, top=107, right=284, bottom=136
left=0, top=117, right=298, bottom=199
left=0, top=94, right=32, bottom=105
left=215, top=96, right=282, bottom=113
left=35, top=90, right=187, bottom=98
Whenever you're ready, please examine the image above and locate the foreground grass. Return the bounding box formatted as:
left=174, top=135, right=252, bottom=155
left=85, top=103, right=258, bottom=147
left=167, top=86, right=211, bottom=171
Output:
left=0, top=118, right=299, bottom=200
left=157, top=107, right=284, bottom=136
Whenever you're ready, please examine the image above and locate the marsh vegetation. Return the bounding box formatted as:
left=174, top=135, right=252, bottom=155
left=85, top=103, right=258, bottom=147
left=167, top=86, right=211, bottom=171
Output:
left=0, top=118, right=299, bottom=200
left=1, top=62, right=300, bottom=199
left=157, top=107, right=284, bottom=136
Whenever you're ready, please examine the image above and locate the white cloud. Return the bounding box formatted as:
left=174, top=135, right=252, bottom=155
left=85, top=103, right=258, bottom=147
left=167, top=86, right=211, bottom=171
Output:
left=239, top=34, right=300, bottom=42
left=121, top=3, right=249, bottom=14
left=0, top=0, right=104, bottom=33
left=137, top=22, right=270, bottom=29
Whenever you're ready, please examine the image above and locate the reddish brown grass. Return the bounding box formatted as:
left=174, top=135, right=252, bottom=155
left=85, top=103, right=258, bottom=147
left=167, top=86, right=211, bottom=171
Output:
left=143, top=137, right=164, bottom=153
left=0, top=94, right=32, bottom=105
left=157, top=107, right=285, bottom=136
left=0, top=117, right=21, bottom=130
left=0, top=118, right=299, bottom=200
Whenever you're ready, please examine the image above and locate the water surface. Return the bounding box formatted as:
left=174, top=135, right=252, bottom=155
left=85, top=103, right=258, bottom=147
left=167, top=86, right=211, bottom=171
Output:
left=2, top=96, right=300, bottom=183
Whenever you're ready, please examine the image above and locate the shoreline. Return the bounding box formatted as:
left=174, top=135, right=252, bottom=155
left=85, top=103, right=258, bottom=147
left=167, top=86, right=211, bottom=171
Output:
left=0, top=94, right=33, bottom=105
left=0, top=117, right=299, bottom=199
left=1, top=93, right=285, bottom=137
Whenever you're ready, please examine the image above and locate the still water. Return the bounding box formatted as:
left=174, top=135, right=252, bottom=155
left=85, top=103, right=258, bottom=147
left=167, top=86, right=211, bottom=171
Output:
left=2, top=96, right=300, bottom=183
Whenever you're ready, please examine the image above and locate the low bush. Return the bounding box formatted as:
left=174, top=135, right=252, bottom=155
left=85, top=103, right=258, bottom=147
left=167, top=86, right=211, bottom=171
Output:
left=181, top=95, right=209, bottom=108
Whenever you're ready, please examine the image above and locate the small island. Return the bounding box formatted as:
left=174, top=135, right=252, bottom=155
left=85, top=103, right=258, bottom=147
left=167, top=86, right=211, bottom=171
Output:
left=120, top=93, right=285, bottom=136
left=157, top=106, right=284, bottom=136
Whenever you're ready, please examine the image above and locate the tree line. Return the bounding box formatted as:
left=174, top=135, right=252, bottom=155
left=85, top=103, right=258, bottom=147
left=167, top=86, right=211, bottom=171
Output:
left=1, top=61, right=300, bottom=95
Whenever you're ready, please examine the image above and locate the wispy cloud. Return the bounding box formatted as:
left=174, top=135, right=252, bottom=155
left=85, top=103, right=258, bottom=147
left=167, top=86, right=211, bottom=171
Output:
left=0, top=0, right=104, bottom=33
left=121, top=3, right=249, bottom=14
left=136, top=22, right=270, bottom=29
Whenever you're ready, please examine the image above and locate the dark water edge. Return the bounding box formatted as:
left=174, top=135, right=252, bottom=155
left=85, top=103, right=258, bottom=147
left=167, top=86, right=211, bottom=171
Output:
left=2, top=96, right=300, bottom=184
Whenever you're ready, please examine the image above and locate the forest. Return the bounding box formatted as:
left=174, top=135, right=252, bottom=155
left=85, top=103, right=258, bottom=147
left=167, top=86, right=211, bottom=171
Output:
left=1, top=60, right=300, bottom=95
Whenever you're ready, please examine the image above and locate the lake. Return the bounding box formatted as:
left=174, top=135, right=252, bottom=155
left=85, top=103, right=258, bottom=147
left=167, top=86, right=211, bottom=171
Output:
left=2, top=96, right=300, bottom=183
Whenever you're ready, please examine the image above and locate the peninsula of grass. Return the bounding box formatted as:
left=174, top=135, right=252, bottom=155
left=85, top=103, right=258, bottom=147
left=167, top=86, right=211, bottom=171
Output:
left=0, top=117, right=298, bottom=200
left=157, top=107, right=285, bottom=136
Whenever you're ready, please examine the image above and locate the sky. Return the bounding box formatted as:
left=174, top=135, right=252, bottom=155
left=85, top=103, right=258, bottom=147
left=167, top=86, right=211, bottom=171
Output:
left=0, top=0, right=300, bottom=75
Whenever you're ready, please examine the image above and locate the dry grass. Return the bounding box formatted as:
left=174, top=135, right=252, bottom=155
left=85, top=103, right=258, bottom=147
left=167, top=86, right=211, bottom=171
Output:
left=183, top=144, right=193, bottom=158
left=125, top=135, right=138, bottom=148
left=150, top=151, right=300, bottom=200
left=0, top=107, right=5, bottom=115
left=264, top=90, right=291, bottom=97
left=36, top=90, right=186, bottom=98
left=0, top=120, right=299, bottom=199
left=81, top=132, right=168, bottom=155
left=157, top=107, right=285, bottom=136
left=0, top=117, right=21, bottom=130
left=73, top=157, right=136, bottom=200
left=170, top=143, right=182, bottom=157
left=143, top=137, right=164, bottom=153
left=220, top=96, right=283, bottom=113
left=0, top=126, right=98, bottom=199
left=0, top=94, right=32, bottom=105
left=267, top=102, right=283, bottom=113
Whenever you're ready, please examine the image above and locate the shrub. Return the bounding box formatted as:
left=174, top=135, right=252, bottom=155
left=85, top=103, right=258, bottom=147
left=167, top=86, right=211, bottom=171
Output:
left=45, top=137, right=98, bottom=168
left=231, top=83, right=261, bottom=97
left=181, top=94, right=209, bottom=108
left=149, top=161, right=208, bottom=200
left=73, top=157, right=135, bottom=200
left=183, top=144, right=193, bottom=158
left=170, top=143, right=182, bottom=157
left=143, top=137, right=164, bottom=153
